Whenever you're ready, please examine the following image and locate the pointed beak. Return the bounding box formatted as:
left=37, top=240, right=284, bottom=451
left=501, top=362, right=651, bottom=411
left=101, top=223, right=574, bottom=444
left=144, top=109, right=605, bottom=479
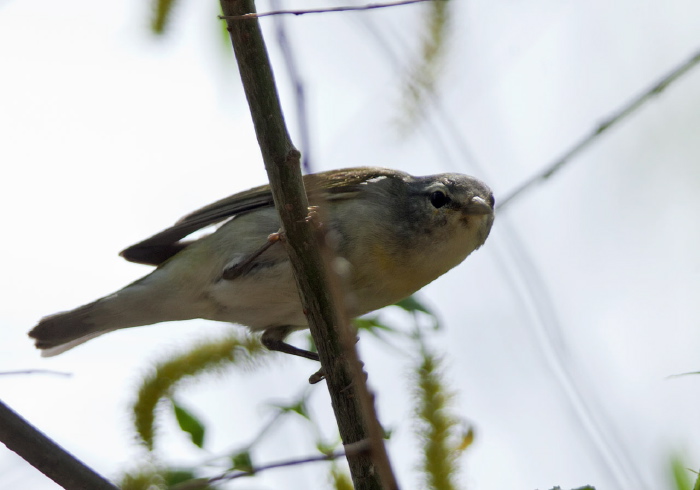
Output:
left=463, top=195, right=494, bottom=216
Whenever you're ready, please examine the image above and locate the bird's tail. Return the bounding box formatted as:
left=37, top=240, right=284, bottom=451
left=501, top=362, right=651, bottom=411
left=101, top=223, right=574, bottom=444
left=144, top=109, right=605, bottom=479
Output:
left=28, top=300, right=119, bottom=357
left=29, top=283, right=181, bottom=357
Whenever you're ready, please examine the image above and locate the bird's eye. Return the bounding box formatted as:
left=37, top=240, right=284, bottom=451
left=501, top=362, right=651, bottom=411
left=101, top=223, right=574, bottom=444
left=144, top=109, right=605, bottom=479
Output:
left=429, top=190, right=450, bottom=208
left=488, top=193, right=495, bottom=208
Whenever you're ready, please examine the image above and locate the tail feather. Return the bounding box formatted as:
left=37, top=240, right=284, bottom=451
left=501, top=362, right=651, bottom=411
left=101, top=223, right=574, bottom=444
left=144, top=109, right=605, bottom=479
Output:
left=29, top=301, right=113, bottom=355
left=38, top=331, right=114, bottom=357
left=28, top=279, right=185, bottom=355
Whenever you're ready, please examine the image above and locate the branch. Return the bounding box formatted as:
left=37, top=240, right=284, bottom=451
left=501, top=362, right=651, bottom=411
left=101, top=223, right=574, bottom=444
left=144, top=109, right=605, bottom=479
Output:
left=0, top=369, right=71, bottom=377
left=0, top=399, right=118, bottom=490
left=219, top=1, right=398, bottom=489
left=269, top=0, right=313, bottom=172
left=220, top=0, right=432, bottom=20
left=497, top=47, right=700, bottom=211
left=173, top=440, right=371, bottom=489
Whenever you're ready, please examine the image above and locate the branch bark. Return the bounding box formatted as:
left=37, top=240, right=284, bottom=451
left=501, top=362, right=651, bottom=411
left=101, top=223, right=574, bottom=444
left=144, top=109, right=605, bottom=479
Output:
left=0, top=399, right=118, bottom=490
left=219, top=1, right=398, bottom=489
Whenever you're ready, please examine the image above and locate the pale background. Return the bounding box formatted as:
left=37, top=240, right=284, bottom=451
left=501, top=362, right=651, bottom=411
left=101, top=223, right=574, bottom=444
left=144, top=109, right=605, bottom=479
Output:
left=1, top=0, right=699, bottom=489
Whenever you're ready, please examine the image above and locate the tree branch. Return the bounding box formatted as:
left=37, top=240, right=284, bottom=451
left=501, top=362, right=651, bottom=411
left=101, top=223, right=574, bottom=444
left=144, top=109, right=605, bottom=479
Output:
left=0, top=399, right=118, bottom=490
left=0, top=370, right=71, bottom=377
left=498, top=47, right=700, bottom=211
left=220, top=0, right=432, bottom=20
left=173, top=440, right=371, bottom=489
left=219, top=1, right=398, bottom=489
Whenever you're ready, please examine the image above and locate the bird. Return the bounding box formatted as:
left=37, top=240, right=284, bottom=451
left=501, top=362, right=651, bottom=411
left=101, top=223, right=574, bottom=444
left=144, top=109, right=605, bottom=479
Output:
left=29, top=167, right=494, bottom=360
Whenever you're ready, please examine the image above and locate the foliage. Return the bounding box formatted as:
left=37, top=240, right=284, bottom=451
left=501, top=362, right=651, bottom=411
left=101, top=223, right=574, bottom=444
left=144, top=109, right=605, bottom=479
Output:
left=118, top=296, right=477, bottom=488
left=147, top=0, right=453, bottom=131
left=398, top=0, right=453, bottom=130
left=132, top=331, right=267, bottom=450
left=172, top=401, right=207, bottom=449
left=414, top=348, right=461, bottom=490
left=117, top=294, right=601, bottom=489
left=670, top=454, right=700, bottom=490
left=329, top=463, right=354, bottom=490
left=151, top=0, right=179, bottom=34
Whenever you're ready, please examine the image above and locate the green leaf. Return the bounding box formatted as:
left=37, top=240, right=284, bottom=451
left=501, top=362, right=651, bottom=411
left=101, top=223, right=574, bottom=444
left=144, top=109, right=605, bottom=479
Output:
left=354, top=317, right=397, bottom=334
left=173, top=400, right=206, bottom=449
left=395, top=295, right=431, bottom=314
left=163, top=469, right=197, bottom=486
left=316, top=439, right=339, bottom=456
left=382, top=426, right=394, bottom=440
left=394, top=295, right=440, bottom=329
left=231, top=451, right=254, bottom=474
left=269, top=391, right=312, bottom=420
left=151, top=0, right=178, bottom=35
left=329, top=464, right=354, bottom=490
left=277, top=400, right=310, bottom=420
left=670, top=454, right=693, bottom=490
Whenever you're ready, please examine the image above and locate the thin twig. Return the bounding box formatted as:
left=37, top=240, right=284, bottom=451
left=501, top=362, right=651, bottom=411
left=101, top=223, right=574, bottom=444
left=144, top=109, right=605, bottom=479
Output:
left=172, top=440, right=370, bottom=490
left=0, top=369, right=71, bottom=377
left=270, top=0, right=313, bottom=172
left=498, top=47, right=700, bottom=211
left=220, top=0, right=431, bottom=20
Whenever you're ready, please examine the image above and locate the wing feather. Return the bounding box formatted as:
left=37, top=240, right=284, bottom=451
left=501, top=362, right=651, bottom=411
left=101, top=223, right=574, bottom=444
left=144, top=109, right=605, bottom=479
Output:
left=120, top=167, right=403, bottom=266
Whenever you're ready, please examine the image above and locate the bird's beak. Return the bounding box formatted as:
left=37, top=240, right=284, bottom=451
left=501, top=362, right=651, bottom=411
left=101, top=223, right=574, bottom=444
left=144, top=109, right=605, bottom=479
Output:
left=463, top=196, right=494, bottom=216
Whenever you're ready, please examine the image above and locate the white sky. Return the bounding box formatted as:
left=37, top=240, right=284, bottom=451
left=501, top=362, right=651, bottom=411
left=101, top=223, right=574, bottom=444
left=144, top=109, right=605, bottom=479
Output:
left=1, top=0, right=700, bottom=489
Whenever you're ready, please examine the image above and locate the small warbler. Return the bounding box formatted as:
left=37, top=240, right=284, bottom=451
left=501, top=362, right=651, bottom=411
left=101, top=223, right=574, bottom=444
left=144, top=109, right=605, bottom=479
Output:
left=29, top=167, right=494, bottom=359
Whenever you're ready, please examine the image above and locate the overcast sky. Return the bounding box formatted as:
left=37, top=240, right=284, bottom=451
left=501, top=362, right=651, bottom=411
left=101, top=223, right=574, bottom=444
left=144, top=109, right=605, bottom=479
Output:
left=1, top=1, right=700, bottom=489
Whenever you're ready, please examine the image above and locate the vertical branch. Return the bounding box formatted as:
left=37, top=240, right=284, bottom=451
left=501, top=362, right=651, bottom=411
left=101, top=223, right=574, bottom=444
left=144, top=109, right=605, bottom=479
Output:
left=219, top=1, right=398, bottom=489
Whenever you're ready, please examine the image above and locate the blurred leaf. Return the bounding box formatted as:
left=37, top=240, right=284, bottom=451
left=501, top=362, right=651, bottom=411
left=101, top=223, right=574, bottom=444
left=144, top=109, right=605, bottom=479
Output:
left=151, top=0, right=178, bottom=35
left=382, top=426, right=394, bottom=440
left=455, top=424, right=475, bottom=453
left=269, top=389, right=312, bottom=421
left=353, top=316, right=411, bottom=356
left=316, top=438, right=339, bottom=456
left=395, top=295, right=431, bottom=315
left=395, top=295, right=441, bottom=329
left=329, top=463, right=354, bottom=490
left=231, top=451, right=254, bottom=474
left=173, top=400, right=206, bottom=449
left=118, top=469, right=163, bottom=490
left=164, top=469, right=197, bottom=486
left=354, top=317, right=397, bottom=334
left=671, top=454, right=693, bottom=490
left=397, top=0, right=452, bottom=130
left=271, top=399, right=310, bottom=420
